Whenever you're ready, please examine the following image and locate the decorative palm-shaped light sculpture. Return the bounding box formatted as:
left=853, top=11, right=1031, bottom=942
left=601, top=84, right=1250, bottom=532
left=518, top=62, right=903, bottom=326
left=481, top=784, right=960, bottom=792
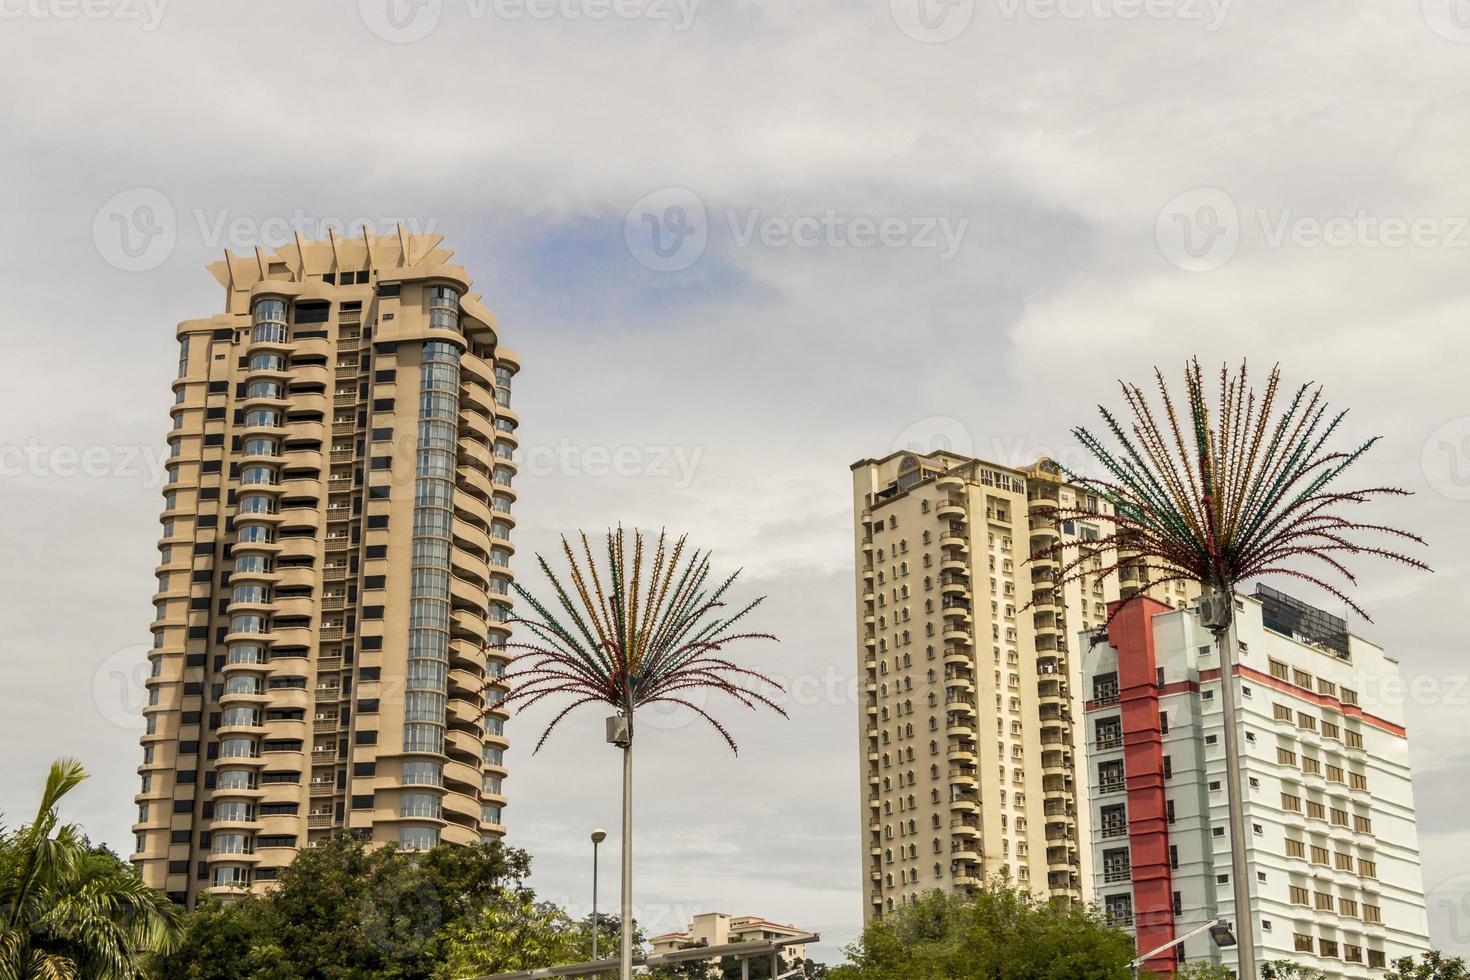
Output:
left=1036, top=359, right=1428, bottom=978
left=502, top=527, right=784, bottom=980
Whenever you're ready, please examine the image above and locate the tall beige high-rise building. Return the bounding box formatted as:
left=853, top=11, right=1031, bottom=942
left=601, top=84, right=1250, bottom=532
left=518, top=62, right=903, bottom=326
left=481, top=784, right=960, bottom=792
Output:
left=132, top=230, right=518, bottom=905
left=851, top=450, right=1193, bottom=920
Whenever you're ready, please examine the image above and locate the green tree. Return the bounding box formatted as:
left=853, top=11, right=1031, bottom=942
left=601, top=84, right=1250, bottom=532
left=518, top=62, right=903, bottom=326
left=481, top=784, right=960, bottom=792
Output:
left=432, top=896, right=636, bottom=979
left=830, top=878, right=1135, bottom=980
left=1176, top=964, right=1234, bottom=980
left=1386, top=952, right=1470, bottom=980
left=1259, top=961, right=1327, bottom=980
left=150, top=834, right=532, bottom=980
left=144, top=894, right=286, bottom=980
left=0, top=758, right=182, bottom=979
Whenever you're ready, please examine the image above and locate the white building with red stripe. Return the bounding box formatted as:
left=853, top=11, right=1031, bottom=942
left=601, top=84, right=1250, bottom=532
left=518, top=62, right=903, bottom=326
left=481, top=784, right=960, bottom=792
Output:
left=1083, top=587, right=1431, bottom=976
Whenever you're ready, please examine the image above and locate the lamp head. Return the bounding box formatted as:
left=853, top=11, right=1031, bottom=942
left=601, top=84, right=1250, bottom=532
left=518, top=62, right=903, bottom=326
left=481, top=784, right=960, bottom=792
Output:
left=1208, top=920, right=1237, bottom=948
left=591, top=829, right=608, bottom=845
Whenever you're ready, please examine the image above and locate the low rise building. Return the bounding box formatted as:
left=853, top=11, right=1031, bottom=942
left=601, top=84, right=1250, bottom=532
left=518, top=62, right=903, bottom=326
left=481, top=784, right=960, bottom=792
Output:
left=1084, top=588, right=1431, bottom=976
left=650, top=913, right=811, bottom=967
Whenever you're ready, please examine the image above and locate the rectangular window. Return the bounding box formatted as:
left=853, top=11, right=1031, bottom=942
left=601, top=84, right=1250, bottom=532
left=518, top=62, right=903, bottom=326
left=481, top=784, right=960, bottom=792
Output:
left=1273, top=703, right=1293, bottom=721
left=1293, top=932, right=1312, bottom=953
left=1277, top=747, right=1297, bottom=766
left=1289, top=886, right=1309, bottom=906
left=1306, top=800, right=1325, bottom=819
left=1281, top=793, right=1302, bottom=813
left=1285, top=838, right=1306, bottom=858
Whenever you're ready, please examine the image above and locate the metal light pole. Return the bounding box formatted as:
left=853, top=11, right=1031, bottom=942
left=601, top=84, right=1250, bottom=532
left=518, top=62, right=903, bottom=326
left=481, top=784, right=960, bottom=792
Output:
left=1129, top=916, right=1236, bottom=979
left=1202, top=592, right=1256, bottom=979
left=607, top=714, right=634, bottom=980
left=591, top=828, right=607, bottom=964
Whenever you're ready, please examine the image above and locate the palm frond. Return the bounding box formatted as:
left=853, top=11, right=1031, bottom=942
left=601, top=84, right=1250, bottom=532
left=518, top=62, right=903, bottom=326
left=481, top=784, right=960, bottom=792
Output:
left=499, top=527, right=783, bottom=752
left=1039, top=359, right=1429, bottom=629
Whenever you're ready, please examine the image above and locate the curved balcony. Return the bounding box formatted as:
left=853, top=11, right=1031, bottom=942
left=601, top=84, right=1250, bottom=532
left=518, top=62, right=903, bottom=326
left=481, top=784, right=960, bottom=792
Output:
left=210, top=785, right=266, bottom=805
left=950, top=819, right=981, bottom=838
left=456, top=464, right=494, bottom=500
left=1029, top=526, right=1060, bottom=552
left=278, top=476, right=323, bottom=500
left=449, top=575, right=488, bottom=610
left=939, top=532, right=969, bottom=553
left=444, top=728, right=482, bottom=764
left=942, top=625, right=973, bottom=645
left=946, top=695, right=976, bottom=714
left=936, top=474, right=964, bottom=492
left=454, top=492, right=493, bottom=532
left=944, top=675, right=975, bottom=697
left=937, top=495, right=966, bottom=520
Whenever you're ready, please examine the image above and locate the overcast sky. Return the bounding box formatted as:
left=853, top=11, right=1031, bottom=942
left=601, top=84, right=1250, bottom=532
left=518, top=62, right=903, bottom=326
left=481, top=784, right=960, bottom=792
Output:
left=2, top=0, right=1470, bottom=963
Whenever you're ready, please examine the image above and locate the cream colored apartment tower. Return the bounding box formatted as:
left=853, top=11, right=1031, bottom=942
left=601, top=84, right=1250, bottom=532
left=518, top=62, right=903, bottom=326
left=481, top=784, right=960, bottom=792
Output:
left=132, top=230, right=518, bottom=905
left=852, top=450, right=1193, bottom=921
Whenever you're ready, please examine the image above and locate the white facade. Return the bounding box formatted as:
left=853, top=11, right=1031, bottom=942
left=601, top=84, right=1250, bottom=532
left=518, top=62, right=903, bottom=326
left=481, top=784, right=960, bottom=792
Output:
left=1083, top=590, right=1431, bottom=976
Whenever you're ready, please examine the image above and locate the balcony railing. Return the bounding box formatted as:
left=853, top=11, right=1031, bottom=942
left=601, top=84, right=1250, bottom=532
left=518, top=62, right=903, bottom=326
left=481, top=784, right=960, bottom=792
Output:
left=1099, top=778, right=1127, bottom=795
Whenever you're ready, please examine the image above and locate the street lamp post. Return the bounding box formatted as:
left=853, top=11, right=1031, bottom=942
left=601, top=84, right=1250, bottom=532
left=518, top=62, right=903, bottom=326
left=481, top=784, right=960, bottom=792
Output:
left=1129, top=917, right=1236, bottom=979
left=591, top=829, right=607, bottom=964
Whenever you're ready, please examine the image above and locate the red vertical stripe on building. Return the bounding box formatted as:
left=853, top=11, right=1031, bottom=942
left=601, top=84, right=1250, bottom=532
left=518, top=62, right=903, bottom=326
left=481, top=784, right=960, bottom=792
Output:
left=1108, top=597, right=1177, bottom=976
